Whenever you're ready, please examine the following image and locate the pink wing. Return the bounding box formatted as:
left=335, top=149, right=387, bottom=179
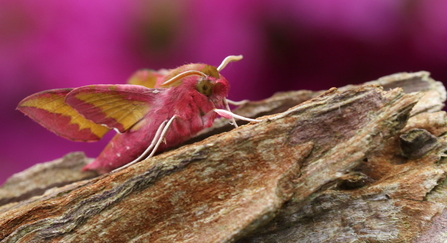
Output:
left=17, top=88, right=110, bottom=141
left=65, top=84, right=164, bottom=133
left=126, top=69, right=168, bottom=88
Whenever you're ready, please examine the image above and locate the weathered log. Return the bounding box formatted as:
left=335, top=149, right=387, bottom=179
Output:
left=1, top=71, right=446, bottom=242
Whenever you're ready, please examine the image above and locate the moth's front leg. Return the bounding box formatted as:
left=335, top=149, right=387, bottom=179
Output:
left=213, top=109, right=262, bottom=123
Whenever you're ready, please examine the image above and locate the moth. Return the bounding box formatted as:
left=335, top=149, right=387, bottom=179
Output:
left=18, top=55, right=258, bottom=174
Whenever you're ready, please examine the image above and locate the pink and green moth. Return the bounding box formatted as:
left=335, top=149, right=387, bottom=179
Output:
left=17, top=55, right=259, bottom=174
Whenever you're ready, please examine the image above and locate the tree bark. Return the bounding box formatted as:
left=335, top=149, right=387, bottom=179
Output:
left=1, top=71, right=446, bottom=242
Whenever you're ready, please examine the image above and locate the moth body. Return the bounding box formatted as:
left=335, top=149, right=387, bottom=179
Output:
left=17, top=56, right=243, bottom=174
left=83, top=75, right=228, bottom=173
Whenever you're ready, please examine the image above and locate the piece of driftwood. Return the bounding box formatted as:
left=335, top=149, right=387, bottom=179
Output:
left=1, top=71, right=446, bottom=242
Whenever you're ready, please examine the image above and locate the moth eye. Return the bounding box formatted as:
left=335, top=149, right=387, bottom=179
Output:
left=196, top=79, right=215, bottom=96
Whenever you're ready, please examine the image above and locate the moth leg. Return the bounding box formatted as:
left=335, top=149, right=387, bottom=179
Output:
left=112, top=115, right=177, bottom=172
left=147, top=115, right=177, bottom=158
left=213, top=109, right=262, bottom=123
left=224, top=98, right=250, bottom=127
left=112, top=120, right=167, bottom=172
left=223, top=98, right=238, bottom=128
left=226, top=99, right=249, bottom=106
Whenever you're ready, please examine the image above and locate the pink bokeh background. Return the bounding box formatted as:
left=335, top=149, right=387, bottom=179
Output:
left=2, top=0, right=447, bottom=184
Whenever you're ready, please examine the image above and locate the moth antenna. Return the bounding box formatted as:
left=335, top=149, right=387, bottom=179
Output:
left=214, top=109, right=262, bottom=123
left=223, top=98, right=238, bottom=128
left=162, top=70, right=207, bottom=87
left=113, top=115, right=177, bottom=172
left=217, top=55, right=243, bottom=71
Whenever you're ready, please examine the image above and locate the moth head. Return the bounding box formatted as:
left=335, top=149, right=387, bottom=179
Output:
left=195, top=55, right=243, bottom=98
left=160, top=55, right=241, bottom=103
left=160, top=65, right=228, bottom=97
left=196, top=77, right=215, bottom=96
left=161, top=55, right=242, bottom=87
left=195, top=66, right=229, bottom=98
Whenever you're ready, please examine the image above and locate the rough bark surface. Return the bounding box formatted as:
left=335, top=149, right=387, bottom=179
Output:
left=1, top=71, right=446, bottom=242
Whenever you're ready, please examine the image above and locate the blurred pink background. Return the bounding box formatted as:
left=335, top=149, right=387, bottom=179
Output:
left=2, top=0, right=447, bottom=184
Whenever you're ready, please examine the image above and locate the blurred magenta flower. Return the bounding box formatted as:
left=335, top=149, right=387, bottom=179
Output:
left=2, top=0, right=447, bottom=184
